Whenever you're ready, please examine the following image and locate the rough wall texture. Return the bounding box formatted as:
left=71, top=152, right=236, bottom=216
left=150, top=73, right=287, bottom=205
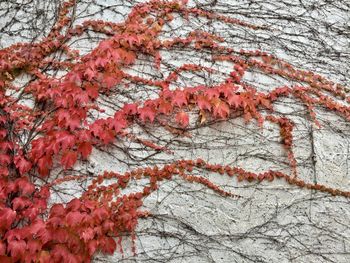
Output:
left=1, top=0, right=350, bottom=262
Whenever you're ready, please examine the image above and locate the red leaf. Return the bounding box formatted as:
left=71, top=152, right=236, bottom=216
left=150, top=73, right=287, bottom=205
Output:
left=218, top=83, right=238, bottom=97
left=176, top=111, right=189, bottom=127
left=80, top=228, right=94, bottom=242
left=14, top=156, right=32, bottom=175
left=139, top=106, right=156, bottom=123
left=27, top=239, right=42, bottom=254
left=123, top=103, right=138, bottom=115
left=205, top=88, right=220, bottom=99
left=50, top=204, right=65, bottom=217
left=0, top=208, right=16, bottom=229
left=196, top=95, right=212, bottom=111
left=0, top=141, right=13, bottom=151
left=16, top=177, right=35, bottom=195
left=213, top=99, right=230, bottom=119
left=154, top=51, right=161, bottom=70
left=92, top=207, right=109, bottom=222
left=78, top=142, right=92, bottom=159
left=0, top=129, right=7, bottom=139
left=85, top=83, right=99, bottom=99
left=66, top=198, right=81, bottom=212
left=227, top=94, right=241, bottom=108
left=56, top=131, right=76, bottom=151
left=84, top=67, right=95, bottom=81
left=0, top=241, right=6, bottom=256
left=171, top=90, right=188, bottom=107
left=61, top=150, right=78, bottom=169
left=52, top=245, right=70, bottom=262
left=112, top=113, right=128, bottom=133
left=87, top=240, right=98, bottom=256
left=95, top=56, right=108, bottom=68
left=101, top=237, right=116, bottom=255
left=158, top=100, right=173, bottom=115
left=66, top=211, right=84, bottom=226
left=37, top=155, right=52, bottom=177
left=65, top=115, right=81, bottom=131
left=103, top=72, right=122, bottom=89
left=38, top=251, right=51, bottom=263
left=99, top=129, right=115, bottom=145
left=257, top=95, right=272, bottom=109
left=7, top=240, right=26, bottom=258
left=12, top=196, right=31, bottom=210
left=89, top=122, right=103, bottom=137
left=0, top=167, right=9, bottom=177
left=29, top=219, right=45, bottom=235
left=67, top=71, right=82, bottom=85
left=0, top=154, right=11, bottom=166
left=0, top=256, right=12, bottom=263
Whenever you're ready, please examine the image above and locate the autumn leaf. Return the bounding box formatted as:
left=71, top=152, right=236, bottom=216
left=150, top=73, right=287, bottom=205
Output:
left=171, top=90, right=188, bottom=107
left=218, top=83, right=238, bottom=97
left=84, top=67, right=96, bottom=81
left=0, top=208, right=16, bottom=229
left=112, top=113, right=128, bottom=133
left=158, top=100, right=173, bottom=115
left=49, top=204, right=65, bottom=218
left=227, top=94, right=241, bottom=108
left=56, top=131, right=76, bottom=151
left=176, top=111, right=189, bottom=127
left=66, top=211, right=84, bottom=226
left=100, top=237, right=116, bottom=255
left=0, top=241, right=6, bottom=256
left=85, top=83, right=99, bottom=99
left=92, top=207, right=109, bottom=222
left=257, top=95, right=272, bottom=109
left=103, top=73, right=122, bottom=89
left=27, top=239, right=42, bottom=254
left=196, top=95, right=212, bottom=111
left=16, top=177, right=35, bottom=195
left=14, top=156, right=32, bottom=175
left=80, top=228, right=94, bottom=242
left=199, top=110, right=207, bottom=124
left=66, top=198, right=81, bottom=212
left=78, top=142, right=92, bottom=159
left=37, top=155, right=53, bottom=177
left=61, top=150, right=78, bottom=169
left=123, top=103, right=138, bottom=115
left=205, top=88, right=220, bottom=99
left=213, top=99, right=230, bottom=119
left=139, top=106, right=156, bottom=123
left=7, top=240, right=26, bottom=259
left=99, top=129, right=116, bottom=145
left=0, top=154, right=11, bottom=166
left=87, top=240, right=98, bottom=256
left=12, top=196, right=31, bottom=210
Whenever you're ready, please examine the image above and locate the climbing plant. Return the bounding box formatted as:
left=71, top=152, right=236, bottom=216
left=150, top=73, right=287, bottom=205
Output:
left=0, top=0, right=349, bottom=262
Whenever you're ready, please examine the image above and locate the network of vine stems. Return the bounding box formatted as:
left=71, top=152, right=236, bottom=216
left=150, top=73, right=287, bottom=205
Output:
left=0, top=0, right=349, bottom=262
